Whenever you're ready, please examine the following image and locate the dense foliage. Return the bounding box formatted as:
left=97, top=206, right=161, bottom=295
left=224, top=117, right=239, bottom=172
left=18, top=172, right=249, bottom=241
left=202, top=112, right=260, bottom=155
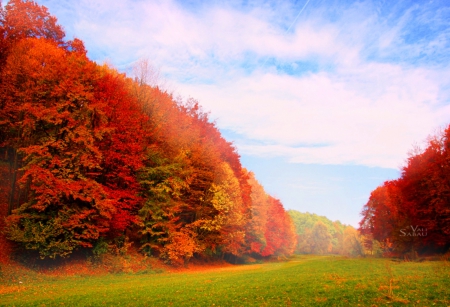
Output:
left=0, top=0, right=296, bottom=264
left=359, top=126, right=450, bottom=256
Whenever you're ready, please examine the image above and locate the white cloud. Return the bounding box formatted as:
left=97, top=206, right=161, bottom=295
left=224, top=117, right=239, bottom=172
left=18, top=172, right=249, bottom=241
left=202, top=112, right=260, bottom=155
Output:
left=38, top=0, right=450, bottom=169
left=176, top=61, right=447, bottom=168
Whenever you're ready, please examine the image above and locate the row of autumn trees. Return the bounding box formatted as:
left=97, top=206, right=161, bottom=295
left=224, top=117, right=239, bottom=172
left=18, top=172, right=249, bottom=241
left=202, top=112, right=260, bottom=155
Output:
left=0, top=0, right=297, bottom=265
left=359, top=126, right=450, bottom=256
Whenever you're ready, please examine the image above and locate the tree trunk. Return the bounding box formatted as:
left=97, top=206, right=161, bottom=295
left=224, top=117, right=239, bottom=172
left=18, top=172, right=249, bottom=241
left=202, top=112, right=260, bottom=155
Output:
left=7, top=148, right=18, bottom=215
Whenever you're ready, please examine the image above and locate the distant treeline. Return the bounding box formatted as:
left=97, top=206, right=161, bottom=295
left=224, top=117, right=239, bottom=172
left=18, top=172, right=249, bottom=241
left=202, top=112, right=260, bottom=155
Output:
left=288, top=211, right=365, bottom=256
left=0, top=0, right=297, bottom=265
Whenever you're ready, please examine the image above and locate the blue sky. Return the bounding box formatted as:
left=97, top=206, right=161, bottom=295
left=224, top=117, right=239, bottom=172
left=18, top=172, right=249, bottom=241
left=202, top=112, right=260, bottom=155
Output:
left=32, top=0, right=450, bottom=226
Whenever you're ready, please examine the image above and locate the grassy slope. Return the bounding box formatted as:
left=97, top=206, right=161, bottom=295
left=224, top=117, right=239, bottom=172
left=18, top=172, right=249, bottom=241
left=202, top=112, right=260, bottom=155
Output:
left=1, top=255, right=449, bottom=306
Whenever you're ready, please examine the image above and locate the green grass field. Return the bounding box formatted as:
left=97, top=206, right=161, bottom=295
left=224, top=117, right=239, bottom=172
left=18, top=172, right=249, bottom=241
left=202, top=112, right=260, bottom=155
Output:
left=1, top=255, right=449, bottom=306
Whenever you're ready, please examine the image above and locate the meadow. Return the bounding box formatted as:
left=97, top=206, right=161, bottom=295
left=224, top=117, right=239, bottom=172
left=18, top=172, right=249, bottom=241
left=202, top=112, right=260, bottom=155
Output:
left=1, top=255, right=449, bottom=306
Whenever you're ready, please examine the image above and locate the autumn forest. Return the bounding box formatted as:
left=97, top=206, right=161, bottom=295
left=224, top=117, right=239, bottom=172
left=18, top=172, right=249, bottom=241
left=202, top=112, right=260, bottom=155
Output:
left=0, top=0, right=449, bottom=272
left=0, top=0, right=299, bottom=265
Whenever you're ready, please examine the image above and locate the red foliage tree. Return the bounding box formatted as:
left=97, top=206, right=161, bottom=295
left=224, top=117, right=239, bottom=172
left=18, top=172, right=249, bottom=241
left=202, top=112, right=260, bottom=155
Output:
left=261, top=197, right=296, bottom=257
left=93, top=67, right=147, bottom=235
left=399, top=128, right=450, bottom=250
left=1, top=38, right=113, bottom=258
left=360, top=125, right=450, bottom=255
left=1, top=0, right=65, bottom=43
left=245, top=172, right=269, bottom=255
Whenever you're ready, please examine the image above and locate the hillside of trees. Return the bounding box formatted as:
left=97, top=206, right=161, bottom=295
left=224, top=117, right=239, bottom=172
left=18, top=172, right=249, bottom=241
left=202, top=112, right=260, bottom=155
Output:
left=288, top=210, right=365, bottom=256
left=0, top=0, right=298, bottom=266
left=359, top=126, right=450, bottom=257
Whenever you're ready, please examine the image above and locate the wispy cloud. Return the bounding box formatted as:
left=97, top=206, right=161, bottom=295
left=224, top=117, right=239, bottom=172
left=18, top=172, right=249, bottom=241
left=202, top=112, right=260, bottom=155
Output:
left=39, top=0, right=450, bottom=169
